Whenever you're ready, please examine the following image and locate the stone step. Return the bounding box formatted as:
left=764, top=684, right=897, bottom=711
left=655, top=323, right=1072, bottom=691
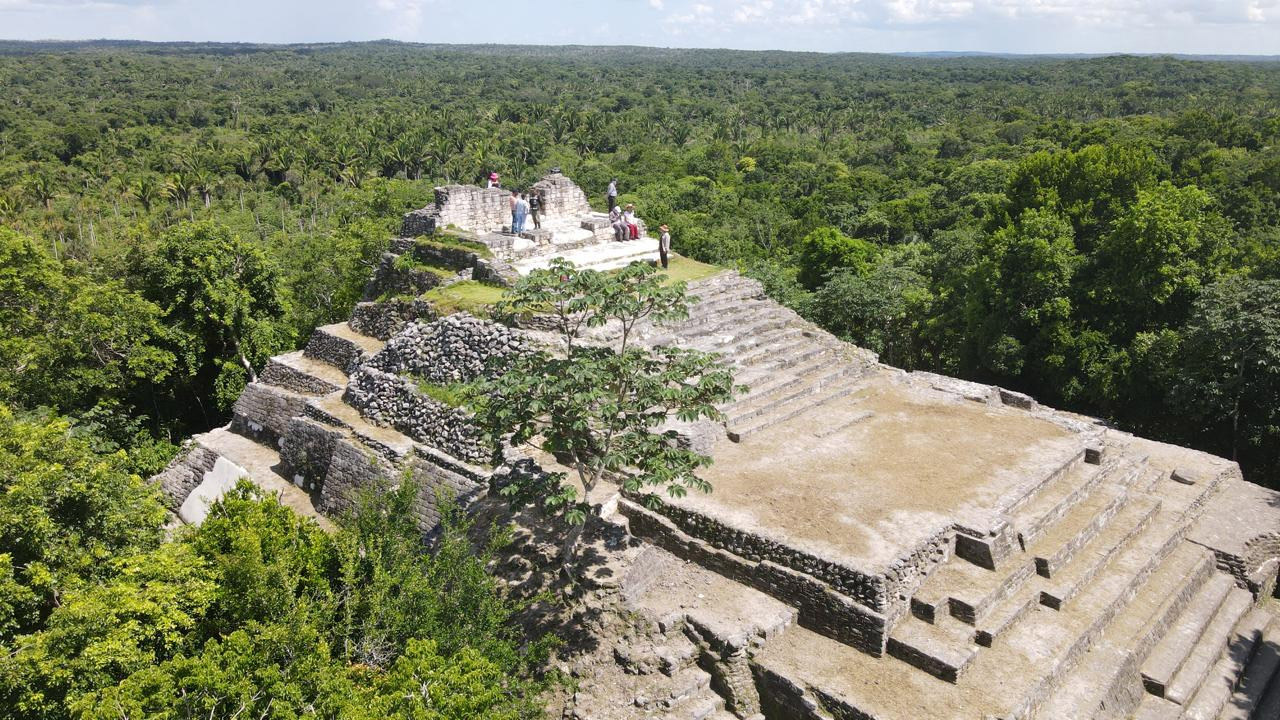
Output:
left=1010, top=455, right=1107, bottom=549
left=1165, top=588, right=1254, bottom=705
left=1132, top=695, right=1181, bottom=720
left=305, top=392, right=416, bottom=462
left=1181, top=608, right=1272, bottom=719
left=748, top=508, right=1202, bottom=719
left=675, top=310, right=793, bottom=345
left=1215, top=617, right=1280, bottom=720
left=661, top=666, right=713, bottom=708
left=734, top=334, right=832, bottom=372
left=1030, top=542, right=1216, bottom=719
left=724, top=365, right=853, bottom=426
left=655, top=637, right=701, bottom=677
left=886, top=614, right=979, bottom=683
left=1254, top=655, right=1280, bottom=720
left=261, top=350, right=350, bottom=396
left=915, top=461, right=1144, bottom=633
left=191, top=427, right=330, bottom=529
left=972, top=487, right=1141, bottom=649
left=729, top=352, right=835, bottom=405
left=1140, top=573, right=1236, bottom=697
left=686, top=283, right=765, bottom=316
left=663, top=693, right=724, bottom=720
left=703, top=326, right=807, bottom=363
left=1040, top=494, right=1162, bottom=611
left=725, top=372, right=864, bottom=442
left=983, top=508, right=1193, bottom=719
left=303, top=322, right=386, bottom=374
left=1033, top=482, right=1131, bottom=578
left=679, top=294, right=774, bottom=327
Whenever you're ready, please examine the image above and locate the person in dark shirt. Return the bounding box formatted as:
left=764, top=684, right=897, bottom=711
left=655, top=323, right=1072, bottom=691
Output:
left=529, top=190, right=543, bottom=229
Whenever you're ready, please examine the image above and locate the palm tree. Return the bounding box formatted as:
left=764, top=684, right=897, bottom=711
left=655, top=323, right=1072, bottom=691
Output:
left=129, top=174, right=162, bottom=213
left=27, top=173, right=58, bottom=211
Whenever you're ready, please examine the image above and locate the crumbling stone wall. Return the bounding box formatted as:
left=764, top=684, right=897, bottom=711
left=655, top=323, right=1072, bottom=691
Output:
left=348, top=299, right=439, bottom=341
left=343, top=367, right=490, bottom=465
left=531, top=171, right=593, bottom=217
left=151, top=442, right=220, bottom=512
left=368, top=313, right=530, bottom=384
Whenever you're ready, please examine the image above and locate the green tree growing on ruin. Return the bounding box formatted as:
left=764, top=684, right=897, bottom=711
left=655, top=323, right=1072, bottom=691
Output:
left=473, top=259, right=738, bottom=570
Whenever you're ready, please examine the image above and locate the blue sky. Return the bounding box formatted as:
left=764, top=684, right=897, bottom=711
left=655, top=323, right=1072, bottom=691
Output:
left=1, top=0, right=1277, bottom=55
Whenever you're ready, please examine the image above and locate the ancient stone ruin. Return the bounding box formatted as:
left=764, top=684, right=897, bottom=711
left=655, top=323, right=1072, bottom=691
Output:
left=152, top=172, right=1280, bottom=720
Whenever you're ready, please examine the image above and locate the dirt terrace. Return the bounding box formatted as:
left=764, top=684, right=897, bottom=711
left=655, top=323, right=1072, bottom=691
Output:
left=674, top=370, right=1086, bottom=573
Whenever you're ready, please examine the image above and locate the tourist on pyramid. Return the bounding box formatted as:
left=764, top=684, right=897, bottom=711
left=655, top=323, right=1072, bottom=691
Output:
left=509, top=189, right=522, bottom=233
left=517, top=192, right=531, bottom=233
left=610, top=205, right=626, bottom=241
left=606, top=177, right=617, bottom=212
left=658, top=224, right=671, bottom=269
left=623, top=203, right=640, bottom=240
left=529, top=190, right=543, bottom=229
left=487, top=172, right=500, bottom=189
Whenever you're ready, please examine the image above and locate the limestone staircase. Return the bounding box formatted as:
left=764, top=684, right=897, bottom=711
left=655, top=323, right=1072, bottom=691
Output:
left=636, top=272, right=876, bottom=442
left=734, top=429, right=1280, bottom=720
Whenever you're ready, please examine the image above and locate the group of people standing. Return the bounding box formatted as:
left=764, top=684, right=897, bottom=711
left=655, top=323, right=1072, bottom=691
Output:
left=490, top=173, right=545, bottom=234
left=484, top=172, right=671, bottom=270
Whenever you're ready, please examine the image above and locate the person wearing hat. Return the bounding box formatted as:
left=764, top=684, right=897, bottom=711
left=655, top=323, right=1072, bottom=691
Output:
left=486, top=172, right=501, bottom=189
left=658, top=224, right=671, bottom=269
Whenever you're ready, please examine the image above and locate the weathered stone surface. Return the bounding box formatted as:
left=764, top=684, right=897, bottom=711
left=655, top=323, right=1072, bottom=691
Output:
left=343, top=366, right=490, bottom=465
left=368, top=312, right=530, bottom=384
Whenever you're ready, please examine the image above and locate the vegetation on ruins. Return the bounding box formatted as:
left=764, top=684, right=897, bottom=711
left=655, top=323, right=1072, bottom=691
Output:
left=0, top=406, right=550, bottom=719
left=0, top=42, right=1278, bottom=483
left=475, top=259, right=737, bottom=566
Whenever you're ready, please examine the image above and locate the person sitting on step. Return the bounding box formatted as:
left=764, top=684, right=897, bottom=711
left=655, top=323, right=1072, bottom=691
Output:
left=610, top=204, right=626, bottom=242
left=623, top=204, right=640, bottom=240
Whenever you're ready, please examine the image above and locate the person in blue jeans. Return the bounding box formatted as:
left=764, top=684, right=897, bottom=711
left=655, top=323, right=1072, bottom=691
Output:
left=509, top=189, right=523, bottom=233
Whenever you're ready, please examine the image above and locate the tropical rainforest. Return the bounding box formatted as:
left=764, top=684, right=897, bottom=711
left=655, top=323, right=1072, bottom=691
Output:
left=2, top=40, right=1279, bottom=717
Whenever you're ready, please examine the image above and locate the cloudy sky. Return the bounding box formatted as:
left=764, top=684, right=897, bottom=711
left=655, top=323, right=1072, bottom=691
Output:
left=1, top=0, right=1278, bottom=55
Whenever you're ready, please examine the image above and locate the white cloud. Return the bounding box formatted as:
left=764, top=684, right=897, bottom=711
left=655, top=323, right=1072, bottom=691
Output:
left=649, top=0, right=664, bottom=9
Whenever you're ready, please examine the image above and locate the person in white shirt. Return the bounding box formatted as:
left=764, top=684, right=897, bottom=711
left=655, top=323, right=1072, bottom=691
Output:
left=658, top=224, right=671, bottom=269
left=623, top=204, right=639, bottom=240
left=487, top=172, right=500, bottom=189
left=606, top=178, right=617, bottom=213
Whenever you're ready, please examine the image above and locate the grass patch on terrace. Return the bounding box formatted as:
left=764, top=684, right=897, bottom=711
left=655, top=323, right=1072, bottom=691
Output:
left=417, top=231, right=495, bottom=259
left=414, top=378, right=474, bottom=408
left=660, top=254, right=723, bottom=285
left=393, top=253, right=458, bottom=277
left=420, top=281, right=508, bottom=316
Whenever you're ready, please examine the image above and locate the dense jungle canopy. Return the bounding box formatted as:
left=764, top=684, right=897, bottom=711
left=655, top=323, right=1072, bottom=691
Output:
left=1, top=41, right=1278, bottom=489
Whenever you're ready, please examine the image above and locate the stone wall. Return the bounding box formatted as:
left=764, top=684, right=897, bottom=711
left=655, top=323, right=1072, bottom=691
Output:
left=639, top=495, right=887, bottom=612
left=343, top=366, right=490, bottom=465
left=400, top=172, right=594, bottom=239
left=368, top=313, right=530, bottom=384
left=428, top=185, right=514, bottom=234
left=621, top=498, right=889, bottom=656
left=362, top=251, right=451, bottom=300
left=348, top=299, right=439, bottom=341
left=531, top=171, right=594, bottom=217
left=151, top=442, right=220, bottom=511
left=231, top=382, right=307, bottom=448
